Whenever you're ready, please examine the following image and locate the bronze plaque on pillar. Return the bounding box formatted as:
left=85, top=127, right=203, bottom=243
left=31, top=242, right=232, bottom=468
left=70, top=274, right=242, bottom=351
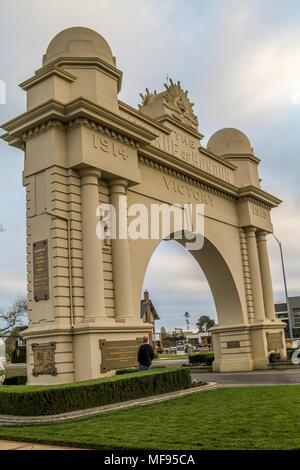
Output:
left=32, top=342, right=57, bottom=376
left=33, top=240, right=49, bottom=301
left=266, top=332, right=283, bottom=351
left=227, top=341, right=240, bottom=349
left=99, top=339, right=140, bottom=373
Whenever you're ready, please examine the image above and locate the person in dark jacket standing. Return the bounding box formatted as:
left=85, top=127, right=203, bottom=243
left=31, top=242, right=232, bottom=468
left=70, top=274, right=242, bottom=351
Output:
left=138, top=336, right=154, bottom=371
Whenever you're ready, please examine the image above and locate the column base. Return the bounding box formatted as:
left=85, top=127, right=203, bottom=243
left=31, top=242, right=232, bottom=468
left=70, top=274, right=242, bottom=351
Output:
left=213, top=357, right=253, bottom=373
left=22, top=326, right=75, bottom=386
left=73, top=322, right=154, bottom=382
left=211, top=320, right=287, bottom=373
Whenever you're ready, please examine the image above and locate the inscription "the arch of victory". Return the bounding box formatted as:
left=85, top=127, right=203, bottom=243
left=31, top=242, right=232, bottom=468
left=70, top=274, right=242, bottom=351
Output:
left=152, top=131, right=233, bottom=184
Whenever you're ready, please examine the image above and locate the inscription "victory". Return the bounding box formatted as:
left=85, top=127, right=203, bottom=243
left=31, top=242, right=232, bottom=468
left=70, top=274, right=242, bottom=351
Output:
left=163, top=176, right=213, bottom=207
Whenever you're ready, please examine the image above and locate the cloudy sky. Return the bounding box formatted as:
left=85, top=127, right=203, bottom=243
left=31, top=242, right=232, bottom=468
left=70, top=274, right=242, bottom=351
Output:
left=0, top=0, right=300, bottom=331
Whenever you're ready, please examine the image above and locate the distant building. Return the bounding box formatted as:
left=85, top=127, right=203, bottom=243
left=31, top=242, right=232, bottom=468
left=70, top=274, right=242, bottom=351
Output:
left=275, top=296, right=300, bottom=342
left=156, top=329, right=213, bottom=350
left=140, top=290, right=160, bottom=348
left=4, top=326, right=27, bottom=359
left=186, top=331, right=212, bottom=346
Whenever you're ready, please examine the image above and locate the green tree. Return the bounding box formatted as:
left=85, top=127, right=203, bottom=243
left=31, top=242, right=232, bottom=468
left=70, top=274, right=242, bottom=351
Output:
left=160, top=327, right=168, bottom=346
left=184, top=312, right=190, bottom=331
left=196, top=315, right=215, bottom=332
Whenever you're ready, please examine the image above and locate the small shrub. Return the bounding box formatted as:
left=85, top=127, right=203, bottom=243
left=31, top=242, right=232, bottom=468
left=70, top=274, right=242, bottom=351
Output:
left=269, top=353, right=281, bottom=363
left=189, top=352, right=214, bottom=365
left=11, top=348, right=26, bottom=364
left=205, top=355, right=214, bottom=366
left=286, top=348, right=298, bottom=360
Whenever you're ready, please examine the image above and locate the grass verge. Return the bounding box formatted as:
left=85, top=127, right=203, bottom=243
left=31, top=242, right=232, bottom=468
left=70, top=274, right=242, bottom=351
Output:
left=0, top=385, right=300, bottom=450
left=157, top=354, right=188, bottom=360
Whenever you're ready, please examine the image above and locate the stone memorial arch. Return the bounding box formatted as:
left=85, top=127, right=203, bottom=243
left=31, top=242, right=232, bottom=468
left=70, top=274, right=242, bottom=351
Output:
left=1, top=27, right=286, bottom=385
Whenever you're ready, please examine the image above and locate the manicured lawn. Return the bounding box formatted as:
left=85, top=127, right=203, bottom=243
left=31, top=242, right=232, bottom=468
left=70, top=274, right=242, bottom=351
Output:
left=0, top=385, right=300, bottom=449
left=158, top=354, right=188, bottom=360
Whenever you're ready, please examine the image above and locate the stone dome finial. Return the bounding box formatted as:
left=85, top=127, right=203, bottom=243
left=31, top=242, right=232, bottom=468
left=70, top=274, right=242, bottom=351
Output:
left=207, top=128, right=253, bottom=157
left=43, top=27, right=115, bottom=66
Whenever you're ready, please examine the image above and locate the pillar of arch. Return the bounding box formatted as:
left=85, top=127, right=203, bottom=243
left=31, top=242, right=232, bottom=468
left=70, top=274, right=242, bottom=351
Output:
left=1, top=27, right=286, bottom=384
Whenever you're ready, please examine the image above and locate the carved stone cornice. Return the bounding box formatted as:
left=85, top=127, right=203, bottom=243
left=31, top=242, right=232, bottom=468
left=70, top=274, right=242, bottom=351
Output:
left=20, top=66, right=77, bottom=90
left=21, top=56, right=123, bottom=92
left=17, top=116, right=142, bottom=150
left=65, top=97, right=158, bottom=143
left=1, top=97, right=158, bottom=149
left=223, top=154, right=261, bottom=165
left=239, top=186, right=282, bottom=209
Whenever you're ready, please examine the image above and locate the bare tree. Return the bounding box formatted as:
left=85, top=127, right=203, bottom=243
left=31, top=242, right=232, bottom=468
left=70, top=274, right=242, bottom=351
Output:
left=0, top=296, right=28, bottom=338
left=0, top=224, right=5, bottom=233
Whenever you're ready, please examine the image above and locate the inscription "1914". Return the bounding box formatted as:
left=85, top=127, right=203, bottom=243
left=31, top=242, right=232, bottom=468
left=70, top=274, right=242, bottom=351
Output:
left=93, top=134, right=129, bottom=160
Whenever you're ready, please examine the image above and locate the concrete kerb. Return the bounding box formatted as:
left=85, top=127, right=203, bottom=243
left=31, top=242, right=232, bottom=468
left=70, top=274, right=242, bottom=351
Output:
left=0, top=382, right=218, bottom=426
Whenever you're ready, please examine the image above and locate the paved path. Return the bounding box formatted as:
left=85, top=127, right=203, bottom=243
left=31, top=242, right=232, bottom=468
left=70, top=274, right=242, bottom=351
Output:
left=0, top=440, right=83, bottom=450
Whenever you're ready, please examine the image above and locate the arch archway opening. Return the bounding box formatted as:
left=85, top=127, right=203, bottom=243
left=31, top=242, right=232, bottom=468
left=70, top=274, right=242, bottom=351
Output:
left=141, top=239, right=217, bottom=352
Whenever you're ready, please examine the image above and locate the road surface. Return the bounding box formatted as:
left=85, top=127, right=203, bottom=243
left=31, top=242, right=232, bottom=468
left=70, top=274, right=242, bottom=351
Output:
left=192, top=368, right=300, bottom=385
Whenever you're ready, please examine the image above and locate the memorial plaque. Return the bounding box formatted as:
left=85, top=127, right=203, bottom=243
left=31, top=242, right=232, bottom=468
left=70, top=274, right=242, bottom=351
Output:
left=227, top=341, right=240, bottom=349
left=33, top=240, right=49, bottom=301
left=32, top=342, right=57, bottom=376
left=99, top=339, right=141, bottom=373
left=266, top=332, right=283, bottom=352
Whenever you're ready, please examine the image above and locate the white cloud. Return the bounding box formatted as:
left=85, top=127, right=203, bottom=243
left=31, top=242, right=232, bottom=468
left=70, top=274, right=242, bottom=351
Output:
left=0, top=278, right=26, bottom=293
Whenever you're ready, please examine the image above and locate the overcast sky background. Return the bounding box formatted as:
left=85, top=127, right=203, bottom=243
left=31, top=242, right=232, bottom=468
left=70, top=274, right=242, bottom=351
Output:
left=0, top=0, right=300, bottom=331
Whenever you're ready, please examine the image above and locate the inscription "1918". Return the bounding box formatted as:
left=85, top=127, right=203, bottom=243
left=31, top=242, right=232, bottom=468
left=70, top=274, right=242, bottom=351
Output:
left=93, top=134, right=129, bottom=160
left=252, top=204, right=268, bottom=219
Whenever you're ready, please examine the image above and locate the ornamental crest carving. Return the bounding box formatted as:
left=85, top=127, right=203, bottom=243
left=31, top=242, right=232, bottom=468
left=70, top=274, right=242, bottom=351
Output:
left=139, top=79, right=198, bottom=130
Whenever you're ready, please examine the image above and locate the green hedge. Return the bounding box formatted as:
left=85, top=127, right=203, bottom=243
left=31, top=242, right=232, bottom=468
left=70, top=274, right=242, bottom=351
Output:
left=3, top=375, right=27, bottom=386
left=287, top=348, right=298, bottom=360
left=205, top=355, right=214, bottom=366
left=116, top=368, right=138, bottom=375
left=0, top=368, right=191, bottom=416
left=269, top=353, right=281, bottom=363
left=189, top=352, right=214, bottom=365
left=11, top=348, right=26, bottom=364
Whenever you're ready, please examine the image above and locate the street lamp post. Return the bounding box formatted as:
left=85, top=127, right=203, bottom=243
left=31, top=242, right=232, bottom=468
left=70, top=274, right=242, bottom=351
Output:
left=273, top=235, right=294, bottom=345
